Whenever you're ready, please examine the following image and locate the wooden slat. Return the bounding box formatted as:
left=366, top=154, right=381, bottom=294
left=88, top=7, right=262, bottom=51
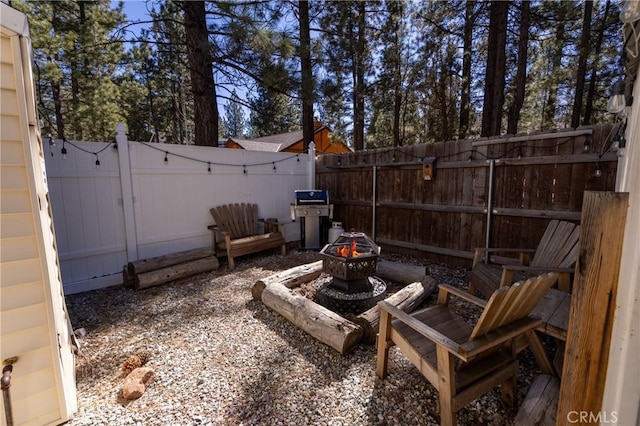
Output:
left=514, top=374, right=560, bottom=426
left=471, top=273, right=557, bottom=338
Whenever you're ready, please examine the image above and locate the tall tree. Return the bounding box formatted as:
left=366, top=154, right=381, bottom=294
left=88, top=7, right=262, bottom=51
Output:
left=583, top=0, right=611, bottom=125
left=182, top=1, right=218, bottom=146
left=571, top=0, right=593, bottom=128
left=481, top=0, right=509, bottom=137
left=318, top=1, right=370, bottom=150
left=541, top=2, right=569, bottom=129
left=459, top=0, right=475, bottom=139
left=507, top=0, right=531, bottom=135
left=223, top=90, right=246, bottom=137
left=299, top=0, right=314, bottom=150
left=16, top=0, right=126, bottom=141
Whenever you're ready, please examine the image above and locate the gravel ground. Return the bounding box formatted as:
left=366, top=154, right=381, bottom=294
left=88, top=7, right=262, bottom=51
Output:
left=65, top=250, right=544, bottom=426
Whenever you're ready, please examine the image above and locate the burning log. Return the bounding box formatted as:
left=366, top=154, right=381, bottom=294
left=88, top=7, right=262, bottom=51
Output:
left=354, top=276, right=437, bottom=345
left=260, top=280, right=363, bottom=355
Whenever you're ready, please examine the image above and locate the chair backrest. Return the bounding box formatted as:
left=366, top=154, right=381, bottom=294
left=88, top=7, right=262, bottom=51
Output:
left=470, top=272, right=558, bottom=339
left=210, top=203, right=259, bottom=239
left=530, top=220, right=580, bottom=268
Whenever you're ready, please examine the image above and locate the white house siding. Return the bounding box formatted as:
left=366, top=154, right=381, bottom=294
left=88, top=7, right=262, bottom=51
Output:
left=1, top=4, right=77, bottom=425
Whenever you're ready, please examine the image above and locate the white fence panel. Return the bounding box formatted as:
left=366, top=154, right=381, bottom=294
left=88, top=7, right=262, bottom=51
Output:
left=44, top=129, right=312, bottom=294
left=128, top=141, right=309, bottom=260
left=45, top=141, right=127, bottom=294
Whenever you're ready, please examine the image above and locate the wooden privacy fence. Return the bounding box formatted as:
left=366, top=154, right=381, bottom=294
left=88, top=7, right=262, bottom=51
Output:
left=316, top=125, right=619, bottom=266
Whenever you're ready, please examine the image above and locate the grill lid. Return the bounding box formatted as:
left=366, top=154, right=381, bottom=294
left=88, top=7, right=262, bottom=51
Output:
left=294, top=189, right=329, bottom=205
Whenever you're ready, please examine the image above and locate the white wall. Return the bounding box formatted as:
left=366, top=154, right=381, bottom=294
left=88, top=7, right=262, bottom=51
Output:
left=45, top=127, right=311, bottom=294
left=602, top=69, right=640, bottom=426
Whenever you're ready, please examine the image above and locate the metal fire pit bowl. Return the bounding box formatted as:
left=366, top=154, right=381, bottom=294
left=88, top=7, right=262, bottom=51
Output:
left=319, top=232, right=380, bottom=282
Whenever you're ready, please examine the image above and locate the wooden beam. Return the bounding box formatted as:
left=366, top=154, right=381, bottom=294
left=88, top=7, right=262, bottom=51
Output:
left=377, top=238, right=474, bottom=260
left=472, top=129, right=593, bottom=146
left=556, top=191, right=628, bottom=425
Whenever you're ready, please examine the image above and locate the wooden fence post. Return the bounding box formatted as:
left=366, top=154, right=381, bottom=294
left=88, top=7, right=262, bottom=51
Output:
left=115, top=123, right=139, bottom=262
left=556, top=191, right=628, bottom=425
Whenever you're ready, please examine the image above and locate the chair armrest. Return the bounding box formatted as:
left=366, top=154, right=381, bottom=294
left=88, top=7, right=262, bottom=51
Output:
left=472, top=247, right=535, bottom=267
left=438, top=284, right=487, bottom=308
left=459, top=317, right=542, bottom=359
left=262, top=218, right=287, bottom=235
left=502, top=265, right=574, bottom=274
left=378, top=301, right=462, bottom=358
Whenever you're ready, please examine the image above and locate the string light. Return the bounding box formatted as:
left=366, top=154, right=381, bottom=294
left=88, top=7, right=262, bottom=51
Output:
left=48, top=134, right=55, bottom=156
left=207, top=162, right=211, bottom=173
left=517, top=146, right=523, bottom=159
left=61, top=139, right=68, bottom=160
left=273, top=162, right=277, bottom=171
left=94, top=153, right=101, bottom=170
left=243, top=165, right=247, bottom=174
left=164, top=151, right=169, bottom=164
left=594, top=162, right=602, bottom=177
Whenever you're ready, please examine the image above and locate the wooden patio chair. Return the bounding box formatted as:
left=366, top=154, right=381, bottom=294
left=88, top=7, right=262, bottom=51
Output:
left=376, top=272, right=558, bottom=426
left=208, top=203, right=286, bottom=270
left=468, top=219, right=579, bottom=298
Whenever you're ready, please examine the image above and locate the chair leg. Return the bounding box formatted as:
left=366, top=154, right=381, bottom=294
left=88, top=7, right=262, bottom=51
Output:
left=500, top=376, right=517, bottom=410
left=376, top=308, right=392, bottom=379
left=436, top=346, right=456, bottom=426
left=524, top=330, right=555, bottom=376
left=228, top=255, right=235, bottom=271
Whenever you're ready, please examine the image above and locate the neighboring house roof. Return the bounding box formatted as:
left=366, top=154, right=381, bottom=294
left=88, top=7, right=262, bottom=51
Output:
left=227, top=138, right=283, bottom=152
left=227, top=124, right=333, bottom=153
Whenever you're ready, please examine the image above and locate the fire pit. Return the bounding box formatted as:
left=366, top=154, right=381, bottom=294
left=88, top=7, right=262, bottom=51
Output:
left=315, top=232, right=387, bottom=314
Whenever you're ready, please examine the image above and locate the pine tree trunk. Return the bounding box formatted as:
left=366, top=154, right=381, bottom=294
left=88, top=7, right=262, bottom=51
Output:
left=507, top=1, right=531, bottom=135
left=184, top=1, right=219, bottom=146
left=299, top=1, right=314, bottom=151
left=571, top=1, right=593, bottom=129
left=353, top=1, right=366, bottom=151
left=584, top=0, right=611, bottom=125
left=543, top=5, right=566, bottom=129
left=459, top=1, right=474, bottom=139
left=481, top=1, right=508, bottom=137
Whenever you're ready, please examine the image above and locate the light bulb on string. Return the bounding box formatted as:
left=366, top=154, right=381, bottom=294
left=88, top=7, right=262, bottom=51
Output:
left=594, top=162, right=602, bottom=178
left=95, top=154, right=101, bottom=170
left=517, top=146, right=523, bottom=160
left=61, top=140, right=67, bottom=160
left=207, top=162, right=211, bottom=173
left=48, top=134, right=55, bottom=156
left=164, top=151, right=169, bottom=164
left=243, top=165, right=247, bottom=174
left=273, top=162, right=277, bottom=172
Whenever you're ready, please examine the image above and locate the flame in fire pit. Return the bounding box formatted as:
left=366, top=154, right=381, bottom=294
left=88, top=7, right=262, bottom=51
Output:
left=337, top=240, right=364, bottom=257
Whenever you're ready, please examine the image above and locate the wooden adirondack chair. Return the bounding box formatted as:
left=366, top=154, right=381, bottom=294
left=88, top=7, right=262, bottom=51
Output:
left=376, top=272, right=558, bottom=426
left=469, top=220, right=579, bottom=298
left=208, top=203, right=286, bottom=270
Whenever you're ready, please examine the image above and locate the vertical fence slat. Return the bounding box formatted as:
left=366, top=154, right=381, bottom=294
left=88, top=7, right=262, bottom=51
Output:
left=316, top=125, right=617, bottom=266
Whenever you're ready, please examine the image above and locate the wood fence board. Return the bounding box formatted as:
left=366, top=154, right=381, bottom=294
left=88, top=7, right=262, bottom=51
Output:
left=317, top=125, right=617, bottom=265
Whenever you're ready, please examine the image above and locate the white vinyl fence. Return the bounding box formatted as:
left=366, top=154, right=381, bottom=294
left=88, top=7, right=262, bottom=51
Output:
left=45, top=124, right=313, bottom=294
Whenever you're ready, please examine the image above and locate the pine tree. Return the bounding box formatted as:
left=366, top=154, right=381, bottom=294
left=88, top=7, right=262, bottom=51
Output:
left=224, top=91, right=246, bottom=137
